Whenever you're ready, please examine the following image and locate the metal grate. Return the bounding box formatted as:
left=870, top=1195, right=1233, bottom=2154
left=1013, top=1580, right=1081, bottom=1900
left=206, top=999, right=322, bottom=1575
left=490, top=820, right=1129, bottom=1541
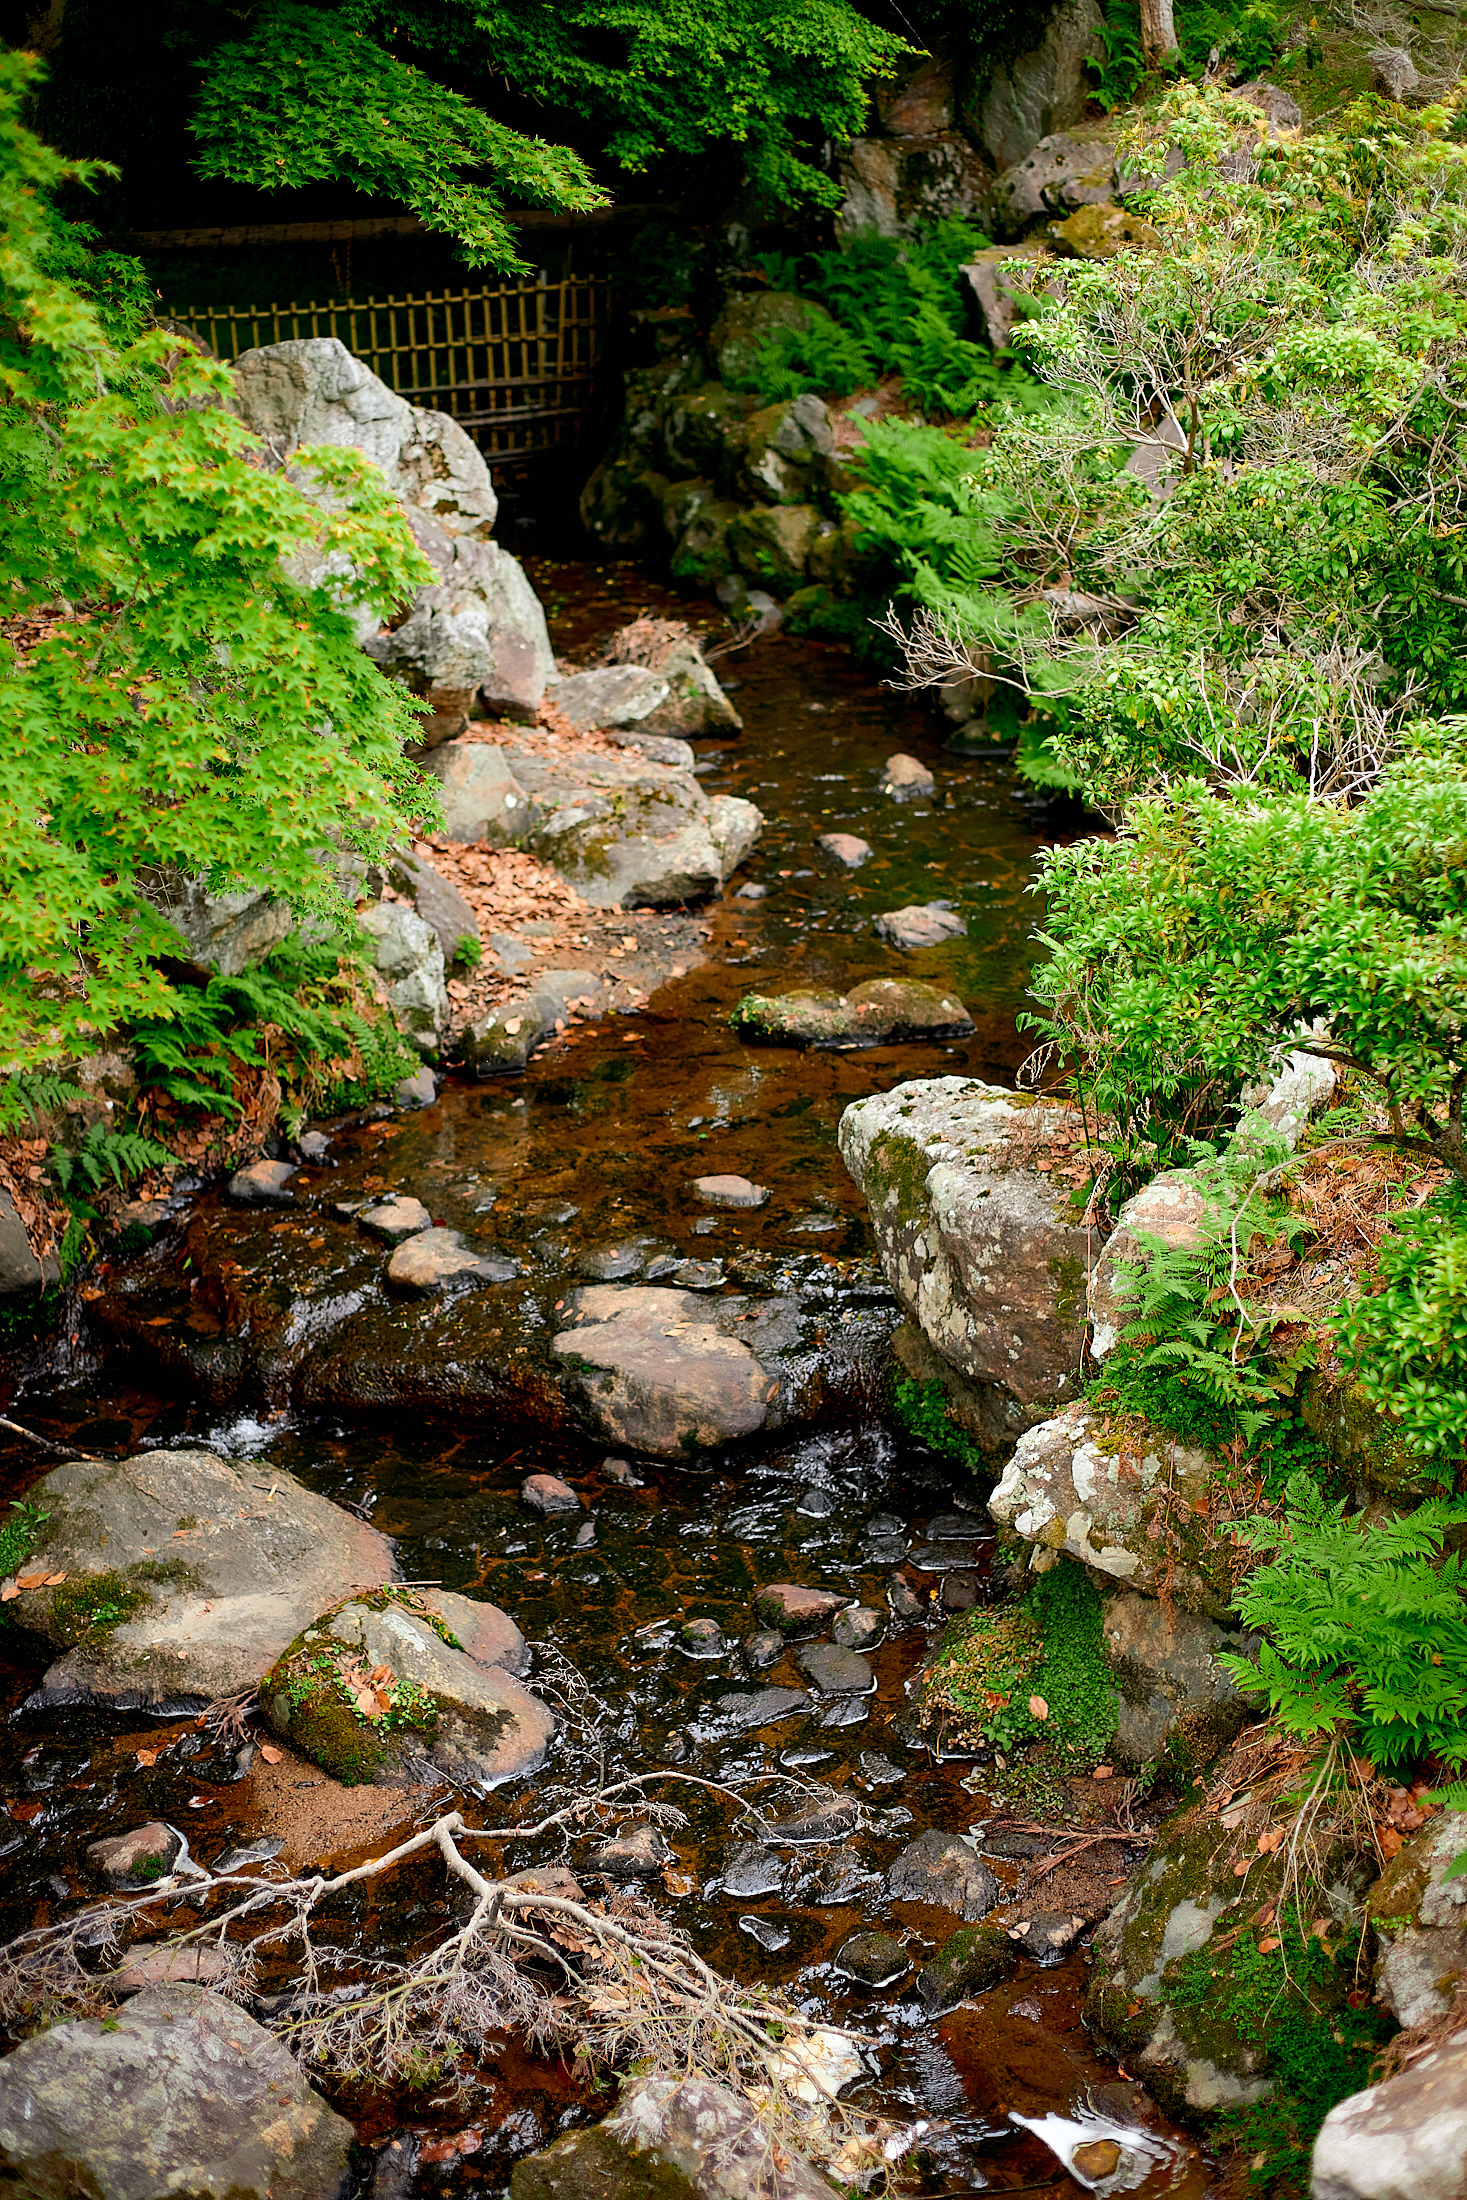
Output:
left=170, top=278, right=607, bottom=463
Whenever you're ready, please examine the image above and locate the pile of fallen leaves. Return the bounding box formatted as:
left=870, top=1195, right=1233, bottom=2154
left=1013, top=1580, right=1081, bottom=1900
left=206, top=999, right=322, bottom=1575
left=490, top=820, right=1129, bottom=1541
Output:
left=456, top=702, right=627, bottom=764
left=0, top=1136, right=61, bottom=1261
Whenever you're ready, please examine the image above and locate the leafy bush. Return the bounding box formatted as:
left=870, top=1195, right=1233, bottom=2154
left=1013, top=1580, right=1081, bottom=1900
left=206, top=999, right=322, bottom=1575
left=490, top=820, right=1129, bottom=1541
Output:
left=1332, top=1184, right=1467, bottom=1485
left=1088, top=0, right=1289, bottom=111
left=1220, top=1474, right=1467, bottom=1796
left=0, top=51, right=438, bottom=1070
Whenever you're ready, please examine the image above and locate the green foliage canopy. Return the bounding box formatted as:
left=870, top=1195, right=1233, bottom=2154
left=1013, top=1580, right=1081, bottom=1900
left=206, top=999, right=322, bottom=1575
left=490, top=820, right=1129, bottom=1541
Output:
left=188, top=0, right=909, bottom=262
left=0, top=51, right=437, bottom=1066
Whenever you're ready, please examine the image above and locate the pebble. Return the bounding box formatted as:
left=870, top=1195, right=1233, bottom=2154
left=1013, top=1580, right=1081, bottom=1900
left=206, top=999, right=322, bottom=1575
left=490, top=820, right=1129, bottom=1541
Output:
left=521, top=1474, right=582, bottom=1515
left=834, top=1931, right=910, bottom=1986
left=832, top=1605, right=884, bottom=1651
left=722, top=1844, right=787, bottom=1899
left=227, top=1158, right=296, bottom=1207
left=735, top=882, right=767, bottom=900
left=743, top=1629, right=784, bottom=1668
left=678, top=1618, right=728, bottom=1659
left=858, top=1752, right=905, bottom=1787
left=573, top=1522, right=596, bottom=1548
left=874, top=903, right=967, bottom=951
left=578, top=1243, right=647, bottom=1281
left=796, top=1643, right=874, bottom=1696
left=738, top=1915, right=790, bottom=1950
left=691, top=1174, right=769, bottom=1210
left=880, top=752, right=936, bottom=800
left=601, top=1457, right=642, bottom=1486
left=753, top=1583, right=845, bottom=1637
left=294, top=1131, right=332, bottom=1163
left=818, top=832, right=872, bottom=868
left=359, top=1195, right=434, bottom=1245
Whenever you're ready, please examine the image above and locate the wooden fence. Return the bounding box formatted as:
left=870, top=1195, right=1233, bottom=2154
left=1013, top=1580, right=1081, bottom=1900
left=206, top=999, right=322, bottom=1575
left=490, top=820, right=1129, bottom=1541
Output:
left=171, top=277, right=608, bottom=466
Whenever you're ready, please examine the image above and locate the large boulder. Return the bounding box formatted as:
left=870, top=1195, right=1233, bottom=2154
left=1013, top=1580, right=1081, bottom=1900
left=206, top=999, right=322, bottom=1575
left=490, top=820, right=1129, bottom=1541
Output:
left=374, top=844, right=480, bottom=962
left=0, top=1187, right=60, bottom=1298
left=552, top=1282, right=893, bottom=1461
left=740, top=395, right=835, bottom=506
left=709, top=293, right=837, bottom=388
left=511, top=2073, right=843, bottom=2200
left=364, top=510, right=554, bottom=736
left=1312, top=2034, right=1467, bottom=2200
left=989, top=1402, right=1236, bottom=1615
left=357, top=899, right=448, bottom=1053
left=834, top=135, right=994, bottom=241
left=142, top=873, right=295, bottom=977
left=1087, top=1770, right=1376, bottom=2120
left=991, top=131, right=1116, bottom=236
left=1087, top=1169, right=1211, bottom=1361
left=423, top=738, right=532, bottom=844
left=10, top=1446, right=394, bottom=1712
left=545, top=666, right=672, bottom=730
left=838, top=1077, right=1093, bottom=1437
left=505, top=740, right=762, bottom=907
left=0, top=1984, right=353, bottom=2200
left=1101, top=1591, right=1257, bottom=1770
left=231, top=337, right=553, bottom=729
left=264, top=1588, right=555, bottom=1791
left=961, top=244, right=1055, bottom=352
left=973, top=0, right=1107, bottom=172
left=1366, top=1811, right=1467, bottom=2029
left=727, top=504, right=822, bottom=593
left=597, top=618, right=743, bottom=739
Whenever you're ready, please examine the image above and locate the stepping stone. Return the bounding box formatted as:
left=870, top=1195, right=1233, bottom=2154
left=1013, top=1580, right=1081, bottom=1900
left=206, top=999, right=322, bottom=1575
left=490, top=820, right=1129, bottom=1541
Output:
left=835, top=1931, right=909, bottom=1986
left=587, top=1822, right=672, bottom=1878
left=678, top=1618, right=728, bottom=1659
left=743, top=1629, right=784, bottom=1668
left=879, top=752, right=935, bottom=800
left=832, top=1605, right=884, bottom=1651
left=858, top=1752, right=906, bottom=1787
left=875, top=903, right=967, bottom=951
left=738, top=1916, right=790, bottom=1950
left=753, top=1583, right=845, bottom=1637
left=704, top=1686, right=811, bottom=1733
left=797, top=1642, right=874, bottom=1695
left=761, top=1794, right=861, bottom=1845
left=227, top=1158, right=295, bottom=1206
left=385, top=1227, right=516, bottom=1294
left=915, top=1924, right=1019, bottom=2012
left=889, top=1829, right=998, bottom=1921
left=818, top=832, right=872, bottom=868
left=88, top=1823, right=181, bottom=1889
left=722, top=1844, right=787, bottom=1899
left=889, top=1578, right=926, bottom=1622
left=295, top=1131, right=331, bottom=1162
left=392, top=1066, right=438, bottom=1109
left=522, top=1474, right=582, bottom=1515
left=806, top=1846, right=874, bottom=1904
left=691, top=1174, right=768, bottom=1209
left=359, top=1195, right=434, bottom=1244
left=819, top=1696, right=870, bottom=1729
left=731, top=977, right=972, bottom=1050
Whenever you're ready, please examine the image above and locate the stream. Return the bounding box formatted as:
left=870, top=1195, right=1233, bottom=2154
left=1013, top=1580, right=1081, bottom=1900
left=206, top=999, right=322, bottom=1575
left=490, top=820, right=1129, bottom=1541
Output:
left=0, top=562, right=1209, bottom=2198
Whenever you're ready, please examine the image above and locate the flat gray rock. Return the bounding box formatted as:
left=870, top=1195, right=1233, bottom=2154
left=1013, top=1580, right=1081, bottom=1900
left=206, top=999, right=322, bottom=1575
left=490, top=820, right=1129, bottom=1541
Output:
left=552, top=1284, right=777, bottom=1458
left=14, top=1448, right=394, bottom=1712
left=761, top=1794, right=861, bottom=1845
left=796, top=1643, right=874, bottom=1696
left=889, top=1829, right=999, bottom=1920
left=227, top=1158, right=296, bottom=1206
left=385, top=1226, right=516, bottom=1294
left=721, top=1843, right=787, bottom=1899
left=818, top=832, right=871, bottom=868
left=546, top=665, right=671, bottom=729
left=705, top=1686, right=811, bottom=1733
left=753, top=1583, right=845, bottom=1637
left=879, top=752, right=935, bottom=800
left=691, top=1173, right=768, bottom=1209
left=1313, top=2035, right=1467, bottom=2200
left=0, top=1984, right=352, bottom=2200
left=360, top=1194, right=434, bottom=1243
left=874, top=903, right=967, bottom=951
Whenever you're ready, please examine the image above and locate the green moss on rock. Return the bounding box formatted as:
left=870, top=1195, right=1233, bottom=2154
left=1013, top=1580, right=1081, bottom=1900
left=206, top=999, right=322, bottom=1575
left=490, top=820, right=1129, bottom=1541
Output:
left=49, top=1571, right=149, bottom=1645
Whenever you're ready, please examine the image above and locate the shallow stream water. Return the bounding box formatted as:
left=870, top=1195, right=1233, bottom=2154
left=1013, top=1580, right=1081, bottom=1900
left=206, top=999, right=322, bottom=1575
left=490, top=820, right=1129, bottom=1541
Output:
left=0, top=565, right=1209, bottom=2198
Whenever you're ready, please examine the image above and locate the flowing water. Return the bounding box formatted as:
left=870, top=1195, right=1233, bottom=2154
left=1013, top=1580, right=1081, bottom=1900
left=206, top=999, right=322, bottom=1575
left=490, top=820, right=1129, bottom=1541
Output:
left=0, top=564, right=1209, bottom=2197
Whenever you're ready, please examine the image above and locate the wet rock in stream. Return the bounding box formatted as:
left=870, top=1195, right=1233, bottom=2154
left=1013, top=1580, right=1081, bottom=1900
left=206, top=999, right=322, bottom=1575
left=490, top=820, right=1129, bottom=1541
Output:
left=752, top=1584, right=845, bottom=1636
left=511, top=2073, right=842, bottom=2200
left=731, top=978, right=973, bottom=1051
left=888, top=1829, right=999, bottom=1920
left=0, top=1984, right=353, bottom=2200
left=916, top=1924, right=1020, bottom=2012
left=835, top=1930, right=910, bottom=1985
left=385, top=1226, right=517, bottom=1293
left=12, top=1448, right=394, bottom=1711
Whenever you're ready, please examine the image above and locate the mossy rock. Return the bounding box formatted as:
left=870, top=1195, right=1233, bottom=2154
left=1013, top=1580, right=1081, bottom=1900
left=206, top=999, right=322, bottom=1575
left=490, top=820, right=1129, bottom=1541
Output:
left=1299, top=1361, right=1425, bottom=1503
left=1086, top=1774, right=1384, bottom=2124
left=725, top=503, right=822, bottom=590
left=48, top=1571, right=152, bottom=1646
left=917, top=1924, right=1020, bottom=2013
left=264, top=1623, right=438, bottom=1788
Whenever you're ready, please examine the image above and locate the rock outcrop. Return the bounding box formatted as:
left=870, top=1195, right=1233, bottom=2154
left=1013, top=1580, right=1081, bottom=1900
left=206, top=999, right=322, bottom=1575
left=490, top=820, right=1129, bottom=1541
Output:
left=972, top=0, right=1107, bottom=173
left=1312, top=2033, right=1467, bottom=2200
left=0, top=1984, right=353, bottom=2200
left=839, top=1077, right=1093, bottom=1439
left=1367, top=1811, right=1467, bottom=2029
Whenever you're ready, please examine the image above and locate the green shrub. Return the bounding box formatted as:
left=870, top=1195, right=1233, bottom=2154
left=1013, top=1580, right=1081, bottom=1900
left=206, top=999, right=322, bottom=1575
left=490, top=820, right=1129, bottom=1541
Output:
left=888, top=1372, right=988, bottom=1475
left=1331, top=1184, right=1467, bottom=1486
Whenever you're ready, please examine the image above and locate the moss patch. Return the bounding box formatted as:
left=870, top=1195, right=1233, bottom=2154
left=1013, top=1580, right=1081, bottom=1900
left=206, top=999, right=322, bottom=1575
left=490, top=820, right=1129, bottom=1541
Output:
left=864, top=1129, right=934, bottom=1229
left=918, top=1559, right=1119, bottom=1767
left=49, top=1571, right=150, bottom=1645
left=265, top=1621, right=439, bottom=1787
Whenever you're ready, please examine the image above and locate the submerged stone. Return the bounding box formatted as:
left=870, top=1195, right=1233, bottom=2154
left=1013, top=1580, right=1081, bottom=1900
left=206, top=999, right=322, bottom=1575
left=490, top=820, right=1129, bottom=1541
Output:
left=835, top=1931, right=910, bottom=1986
left=916, top=1924, right=1019, bottom=2011
left=732, top=978, right=973, bottom=1050
left=874, top=903, right=967, bottom=951
left=888, top=1829, right=998, bottom=1920
left=510, top=2073, right=842, bottom=2200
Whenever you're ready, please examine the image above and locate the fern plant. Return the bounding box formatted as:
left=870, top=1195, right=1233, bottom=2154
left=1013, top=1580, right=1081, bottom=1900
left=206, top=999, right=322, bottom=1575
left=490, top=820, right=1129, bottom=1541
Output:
left=0, top=1073, right=82, bottom=1137
left=49, top=1122, right=172, bottom=1213
left=1220, top=1474, right=1467, bottom=1799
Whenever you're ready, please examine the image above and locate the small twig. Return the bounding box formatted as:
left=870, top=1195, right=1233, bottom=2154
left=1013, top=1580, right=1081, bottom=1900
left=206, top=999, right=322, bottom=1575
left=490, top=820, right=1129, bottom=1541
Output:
left=0, top=1417, right=101, bottom=1461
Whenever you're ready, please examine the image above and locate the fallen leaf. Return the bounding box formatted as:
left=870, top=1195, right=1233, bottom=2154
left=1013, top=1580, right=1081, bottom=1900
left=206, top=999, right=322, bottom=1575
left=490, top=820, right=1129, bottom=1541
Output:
left=1234, top=1859, right=1252, bottom=1877
left=370, top=1664, right=395, bottom=1688
left=1379, top=1826, right=1403, bottom=1857
left=1092, top=1765, right=1113, bottom=1780
left=260, top=1745, right=283, bottom=1765
left=43, top=1572, right=66, bottom=1586
left=0, top=1583, right=18, bottom=1603
left=8, top=1802, right=41, bottom=1823
left=188, top=1796, right=212, bottom=1808
left=1257, top=1828, right=1285, bottom=1855
left=14, top=1571, right=50, bottom=1590
left=135, top=1749, right=159, bottom=1767
left=1028, top=1694, right=1049, bottom=1721
left=1258, top=1935, right=1281, bottom=1954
